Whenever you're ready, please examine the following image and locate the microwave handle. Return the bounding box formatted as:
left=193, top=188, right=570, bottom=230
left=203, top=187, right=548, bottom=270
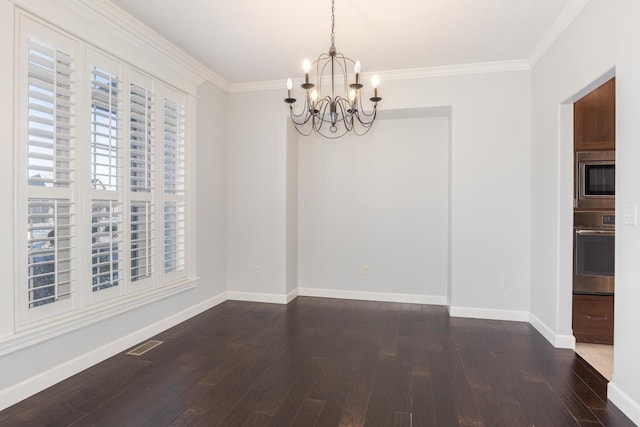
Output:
left=576, top=229, right=615, bottom=236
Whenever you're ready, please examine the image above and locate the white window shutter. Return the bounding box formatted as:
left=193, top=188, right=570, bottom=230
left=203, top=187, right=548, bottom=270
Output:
left=88, top=52, right=123, bottom=302
left=19, top=19, right=77, bottom=324
left=27, top=39, right=73, bottom=188
left=162, top=90, right=186, bottom=276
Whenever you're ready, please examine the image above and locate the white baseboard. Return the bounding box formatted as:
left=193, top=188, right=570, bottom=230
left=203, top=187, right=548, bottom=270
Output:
left=286, top=288, right=299, bottom=303
left=226, top=290, right=290, bottom=304
left=608, top=382, right=640, bottom=426
left=297, top=287, right=447, bottom=305
left=449, top=305, right=530, bottom=322
left=0, top=291, right=227, bottom=412
left=529, top=313, right=576, bottom=349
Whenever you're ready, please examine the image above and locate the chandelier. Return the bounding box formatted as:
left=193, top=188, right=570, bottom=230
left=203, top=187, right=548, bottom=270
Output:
left=284, top=0, right=382, bottom=139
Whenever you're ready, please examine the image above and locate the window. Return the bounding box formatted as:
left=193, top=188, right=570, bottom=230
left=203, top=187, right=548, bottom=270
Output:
left=16, top=16, right=192, bottom=326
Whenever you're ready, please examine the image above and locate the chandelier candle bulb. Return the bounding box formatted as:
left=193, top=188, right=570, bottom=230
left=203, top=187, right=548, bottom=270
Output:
left=372, top=75, right=379, bottom=89
left=284, top=78, right=296, bottom=104
left=370, top=75, right=382, bottom=103
left=302, top=59, right=313, bottom=88
left=354, top=60, right=361, bottom=84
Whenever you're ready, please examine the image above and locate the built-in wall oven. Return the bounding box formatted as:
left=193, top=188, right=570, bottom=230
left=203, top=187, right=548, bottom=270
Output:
left=575, top=151, right=615, bottom=210
left=574, top=211, right=615, bottom=295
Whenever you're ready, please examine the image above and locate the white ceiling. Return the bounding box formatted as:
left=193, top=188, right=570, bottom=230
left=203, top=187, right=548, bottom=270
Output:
left=110, top=0, right=580, bottom=85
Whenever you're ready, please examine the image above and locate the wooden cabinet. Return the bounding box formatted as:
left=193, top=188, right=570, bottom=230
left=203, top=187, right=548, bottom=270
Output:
left=573, top=294, right=614, bottom=344
left=574, top=78, right=615, bottom=151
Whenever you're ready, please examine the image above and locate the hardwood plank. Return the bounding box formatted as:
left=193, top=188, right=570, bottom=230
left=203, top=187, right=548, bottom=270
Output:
left=410, top=372, right=436, bottom=426
left=362, top=353, right=396, bottom=426
left=289, top=398, right=325, bottom=427
left=337, top=341, right=379, bottom=427
left=266, top=356, right=327, bottom=427
left=391, top=411, right=411, bottom=427
left=315, top=390, right=348, bottom=426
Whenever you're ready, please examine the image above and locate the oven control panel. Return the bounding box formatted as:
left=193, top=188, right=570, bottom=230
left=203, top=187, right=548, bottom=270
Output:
left=602, top=214, right=615, bottom=225
left=575, top=211, right=615, bottom=229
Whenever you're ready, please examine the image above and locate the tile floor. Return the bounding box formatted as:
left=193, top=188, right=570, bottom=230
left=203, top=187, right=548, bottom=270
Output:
left=575, top=343, right=614, bottom=381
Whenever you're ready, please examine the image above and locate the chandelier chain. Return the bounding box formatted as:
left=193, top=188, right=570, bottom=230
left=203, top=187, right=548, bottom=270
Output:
left=330, top=0, right=335, bottom=49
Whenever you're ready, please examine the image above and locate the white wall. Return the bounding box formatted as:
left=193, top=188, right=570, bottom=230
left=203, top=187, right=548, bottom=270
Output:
left=286, top=122, right=299, bottom=297
left=196, top=82, right=229, bottom=299
left=382, top=71, right=532, bottom=318
left=228, top=68, right=532, bottom=318
left=226, top=90, right=289, bottom=301
left=298, top=114, right=449, bottom=302
left=531, top=0, right=640, bottom=422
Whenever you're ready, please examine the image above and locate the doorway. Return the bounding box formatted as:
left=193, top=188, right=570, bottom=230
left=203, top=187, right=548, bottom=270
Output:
left=572, top=77, right=616, bottom=380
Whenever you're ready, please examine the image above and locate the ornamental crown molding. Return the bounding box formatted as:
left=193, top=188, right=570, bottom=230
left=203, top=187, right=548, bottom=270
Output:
left=228, top=60, right=531, bottom=94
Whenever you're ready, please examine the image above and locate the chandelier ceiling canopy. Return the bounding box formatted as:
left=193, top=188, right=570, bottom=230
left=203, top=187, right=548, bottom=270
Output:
left=284, top=0, right=382, bottom=139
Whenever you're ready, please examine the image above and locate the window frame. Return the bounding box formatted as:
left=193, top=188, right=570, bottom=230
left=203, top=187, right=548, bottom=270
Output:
left=14, top=14, right=196, bottom=329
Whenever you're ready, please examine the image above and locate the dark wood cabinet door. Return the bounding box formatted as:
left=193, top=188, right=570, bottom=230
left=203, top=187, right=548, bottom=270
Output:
left=573, top=293, right=614, bottom=344
left=574, top=78, right=615, bottom=151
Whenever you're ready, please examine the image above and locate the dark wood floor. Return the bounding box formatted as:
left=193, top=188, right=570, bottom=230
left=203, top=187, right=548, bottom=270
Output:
left=0, top=297, right=635, bottom=426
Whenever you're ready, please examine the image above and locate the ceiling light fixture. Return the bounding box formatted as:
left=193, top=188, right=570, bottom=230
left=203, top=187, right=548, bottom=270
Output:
left=284, top=0, right=382, bottom=139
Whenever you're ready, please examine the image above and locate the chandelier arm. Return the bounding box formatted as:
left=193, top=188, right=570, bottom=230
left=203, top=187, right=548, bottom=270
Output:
left=354, top=96, right=378, bottom=119
left=313, top=99, right=332, bottom=132
left=288, top=96, right=315, bottom=126
left=289, top=112, right=313, bottom=127
left=293, top=122, right=314, bottom=136
left=352, top=123, right=374, bottom=136
left=354, top=112, right=377, bottom=128
left=289, top=102, right=312, bottom=121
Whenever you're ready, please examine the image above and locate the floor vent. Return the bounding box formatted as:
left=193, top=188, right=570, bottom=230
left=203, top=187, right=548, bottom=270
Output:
left=126, top=340, right=163, bottom=356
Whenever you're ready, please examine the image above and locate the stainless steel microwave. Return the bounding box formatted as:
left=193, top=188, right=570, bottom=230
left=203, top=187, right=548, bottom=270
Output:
left=575, top=151, right=615, bottom=209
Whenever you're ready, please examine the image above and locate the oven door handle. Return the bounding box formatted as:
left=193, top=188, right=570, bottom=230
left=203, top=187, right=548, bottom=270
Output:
left=576, top=229, right=615, bottom=236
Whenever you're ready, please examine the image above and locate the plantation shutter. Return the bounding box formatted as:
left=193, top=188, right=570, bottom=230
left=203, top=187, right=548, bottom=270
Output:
left=27, top=39, right=73, bottom=188
left=22, top=31, right=74, bottom=320
left=89, top=53, right=122, bottom=299
left=91, top=200, right=121, bottom=292
left=162, top=94, right=186, bottom=275
left=129, top=73, right=154, bottom=285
